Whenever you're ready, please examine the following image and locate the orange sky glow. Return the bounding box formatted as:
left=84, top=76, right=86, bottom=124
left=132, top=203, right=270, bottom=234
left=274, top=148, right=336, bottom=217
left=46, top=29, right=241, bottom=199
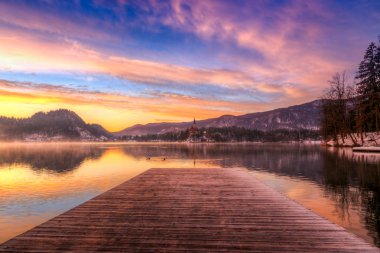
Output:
left=0, top=0, right=379, bottom=131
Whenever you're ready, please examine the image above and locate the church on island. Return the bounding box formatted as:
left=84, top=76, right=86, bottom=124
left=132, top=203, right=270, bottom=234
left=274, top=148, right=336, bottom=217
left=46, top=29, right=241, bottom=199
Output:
left=187, top=118, right=208, bottom=142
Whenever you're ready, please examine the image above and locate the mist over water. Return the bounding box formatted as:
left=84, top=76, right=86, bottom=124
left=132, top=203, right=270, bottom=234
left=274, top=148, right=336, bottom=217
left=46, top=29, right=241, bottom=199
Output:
left=0, top=143, right=379, bottom=247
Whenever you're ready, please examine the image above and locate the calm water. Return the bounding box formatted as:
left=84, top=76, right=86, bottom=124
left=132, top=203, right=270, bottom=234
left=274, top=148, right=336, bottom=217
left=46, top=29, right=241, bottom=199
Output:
left=0, top=143, right=380, bottom=247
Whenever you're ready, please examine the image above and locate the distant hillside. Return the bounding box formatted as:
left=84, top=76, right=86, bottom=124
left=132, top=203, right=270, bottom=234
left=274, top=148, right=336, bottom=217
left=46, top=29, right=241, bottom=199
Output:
left=0, top=109, right=113, bottom=141
left=115, top=100, right=322, bottom=136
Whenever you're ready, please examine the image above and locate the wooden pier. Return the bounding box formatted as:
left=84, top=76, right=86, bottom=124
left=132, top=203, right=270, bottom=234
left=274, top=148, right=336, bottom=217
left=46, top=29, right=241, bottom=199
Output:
left=0, top=168, right=378, bottom=252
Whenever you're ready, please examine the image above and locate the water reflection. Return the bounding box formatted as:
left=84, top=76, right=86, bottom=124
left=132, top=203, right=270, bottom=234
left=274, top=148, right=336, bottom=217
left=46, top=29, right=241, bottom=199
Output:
left=119, top=143, right=380, bottom=246
left=321, top=148, right=380, bottom=246
left=0, top=143, right=104, bottom=172
left=0, top=143, right=379, bottom=247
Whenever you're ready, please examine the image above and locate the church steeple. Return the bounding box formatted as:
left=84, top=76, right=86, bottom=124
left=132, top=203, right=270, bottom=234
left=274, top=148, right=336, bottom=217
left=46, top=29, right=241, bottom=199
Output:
left=188, top=117, right=199, bottom=142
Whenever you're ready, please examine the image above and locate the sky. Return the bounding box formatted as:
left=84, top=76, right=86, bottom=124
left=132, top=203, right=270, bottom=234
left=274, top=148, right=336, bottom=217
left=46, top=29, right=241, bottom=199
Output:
left=0, top=0, right=379, bottom=131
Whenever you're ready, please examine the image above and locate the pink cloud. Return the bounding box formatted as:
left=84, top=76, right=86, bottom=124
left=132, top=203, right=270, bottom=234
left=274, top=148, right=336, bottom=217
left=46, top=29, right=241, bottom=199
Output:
left=1, top=0, right=374, bottom=116
left=0, top=79, right=280, bottom=131
left=0, top=1, right=115, bottom=42
left=0, top=26, right=304, bottom=99
left=144, top=0, right=362, bottom=95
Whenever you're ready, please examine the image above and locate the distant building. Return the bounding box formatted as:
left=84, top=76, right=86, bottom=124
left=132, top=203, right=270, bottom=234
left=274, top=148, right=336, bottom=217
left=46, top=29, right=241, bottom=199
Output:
left=188, top=118, right=208, bottom=142
left=188, top=118, right=199, bottom=142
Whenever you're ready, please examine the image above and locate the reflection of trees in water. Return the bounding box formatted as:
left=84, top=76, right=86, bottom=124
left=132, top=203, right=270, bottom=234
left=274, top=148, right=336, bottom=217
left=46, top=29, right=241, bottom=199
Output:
left=0, top=144, right=104, bottom=173
left=362, top=189, right=380, bottom=246
left=122, top=143, right=380, bottom=246
left=321, top=148, right=380, bottom=246
left=121, top=144, right=324, bottom=180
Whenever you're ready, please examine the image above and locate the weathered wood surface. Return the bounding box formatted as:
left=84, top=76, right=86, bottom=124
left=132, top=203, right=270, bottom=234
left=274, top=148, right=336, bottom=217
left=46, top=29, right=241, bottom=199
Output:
left=0, top=168, right=378, bottom=252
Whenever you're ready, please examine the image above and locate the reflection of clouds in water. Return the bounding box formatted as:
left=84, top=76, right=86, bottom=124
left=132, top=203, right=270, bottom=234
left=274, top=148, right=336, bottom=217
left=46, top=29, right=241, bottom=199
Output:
left=0, top=147, right=151, bottom=244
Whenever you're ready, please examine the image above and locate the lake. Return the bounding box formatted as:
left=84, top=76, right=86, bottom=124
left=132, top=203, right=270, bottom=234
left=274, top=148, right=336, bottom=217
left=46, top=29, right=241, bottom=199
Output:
left=0, top=142, right=379, bottom=247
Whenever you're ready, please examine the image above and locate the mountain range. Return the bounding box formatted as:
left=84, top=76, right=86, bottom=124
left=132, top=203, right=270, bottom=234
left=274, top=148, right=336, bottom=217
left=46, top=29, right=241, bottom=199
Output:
left=0, top=100, right=322, bottom=141
left=115, top=100, right=322, bottom=136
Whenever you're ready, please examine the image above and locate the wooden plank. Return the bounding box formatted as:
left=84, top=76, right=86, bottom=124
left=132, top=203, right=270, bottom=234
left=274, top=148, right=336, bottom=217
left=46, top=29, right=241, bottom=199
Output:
left=0, top=168, right=378, bottom=252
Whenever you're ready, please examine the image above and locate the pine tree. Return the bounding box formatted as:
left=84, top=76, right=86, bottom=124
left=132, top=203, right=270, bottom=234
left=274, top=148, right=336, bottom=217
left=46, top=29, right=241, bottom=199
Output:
left=376, top=40, right=380, bottom=133
left=355, top=42, right=380, bottom=133
left=356, top=42, right=377, bottom=94
left=375, top=38, right=380, bottom=88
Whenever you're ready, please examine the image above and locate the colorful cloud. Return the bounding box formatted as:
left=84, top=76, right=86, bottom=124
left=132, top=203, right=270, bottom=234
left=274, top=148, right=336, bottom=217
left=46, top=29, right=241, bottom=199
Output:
left=0, top=0, right=379, bottom=130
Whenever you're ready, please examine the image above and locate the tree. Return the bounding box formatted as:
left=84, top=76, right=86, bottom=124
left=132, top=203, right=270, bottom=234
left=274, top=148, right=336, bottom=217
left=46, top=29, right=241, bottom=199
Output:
left=355, top=42, right=380, bottom=133
left=321, top=72, right=357, bottom=145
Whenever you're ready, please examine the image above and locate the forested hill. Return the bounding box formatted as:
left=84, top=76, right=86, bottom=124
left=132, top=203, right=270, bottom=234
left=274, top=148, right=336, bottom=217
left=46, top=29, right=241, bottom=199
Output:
left=0, top=109, right=113, bottom=141
left=115, top=100, right=322, bottom=136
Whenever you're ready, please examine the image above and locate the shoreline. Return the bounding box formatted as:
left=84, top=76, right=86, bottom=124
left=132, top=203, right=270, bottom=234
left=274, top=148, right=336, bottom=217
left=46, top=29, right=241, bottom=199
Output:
left=0, top=140, right=323, bottom=145
left=324, top=132, right=380, bottom=148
